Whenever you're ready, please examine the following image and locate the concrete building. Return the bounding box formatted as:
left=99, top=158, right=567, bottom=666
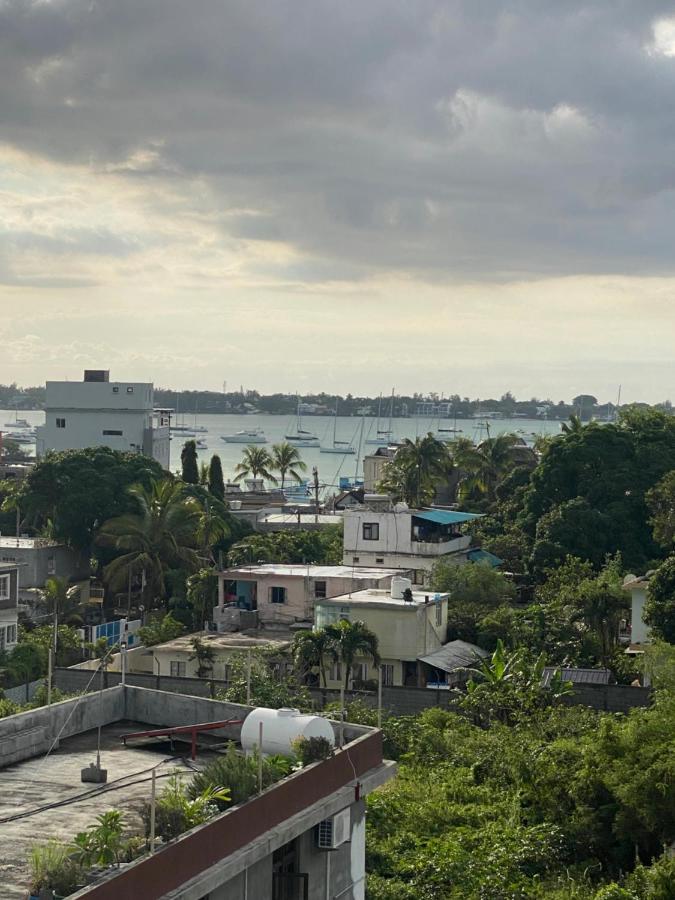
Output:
left=314, top=582, right=449, bottom=688
left=152, top=630, right=292, bottom=680
left=216, top=564, right=403, bottom=631
left=0, top=561, right=19, bottom=652
left=362, top=446, right=396, bottom=492
left=0, top=685, right=394, bottom=899
left=0, top=536, right=89, bottom=605
left=342, top=503, right=482, bottom=585
left=35, top=369, right=170, bottom=468
left=623, top=574, right=652, bottom=652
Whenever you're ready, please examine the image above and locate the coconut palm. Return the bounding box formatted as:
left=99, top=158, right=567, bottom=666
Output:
left=233, top=446, right=277, bottom=484
left=452, top=433, right=519, bottom=503
left=96, top=478, right=202, bottom=609
left=378, top=434, right=450, bottom=507
left=38, top=576, right=83, bottom=625
left=293, top=629, right=333, bottom=688
left=561, top=414, right=585, bottom=435
left=271, top=442, right=307, bottom=490
left=324, top=619, right=380, bottom=691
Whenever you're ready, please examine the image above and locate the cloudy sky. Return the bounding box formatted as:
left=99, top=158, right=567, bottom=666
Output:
left=1, top=1, right=674, bottom=402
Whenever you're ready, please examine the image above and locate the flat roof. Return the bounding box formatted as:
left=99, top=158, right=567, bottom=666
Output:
left=256, top=513, right=343, bottom=525
left=222, top=564, right=400, bottom=579
left=318, top=587, right=448, bottom=609
left=153, top=630, right=292, bottom=654
left=0, top=722, right=203, bottom=899
left=413, top=509, right=483, bottom=525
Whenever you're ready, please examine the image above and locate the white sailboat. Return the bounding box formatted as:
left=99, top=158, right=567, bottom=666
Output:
left=221, top=428, right=267, bottom=444
left=285, top=396, right=320, bottom=447
left=320, top=400, right=356, bottom=454
left=365, top=390, right=394, bottom=445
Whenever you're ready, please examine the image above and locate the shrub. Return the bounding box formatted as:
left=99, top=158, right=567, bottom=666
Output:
left=29, top=840, right=82, bottom=896
left=141, top=774, right=229, bottom=842
left=291, top=735, right=332, bottom=766
left=188, top=743, right=292, bottom=808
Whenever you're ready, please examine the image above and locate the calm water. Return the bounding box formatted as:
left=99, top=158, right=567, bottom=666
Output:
left=2, top=409, right=562, bottom=496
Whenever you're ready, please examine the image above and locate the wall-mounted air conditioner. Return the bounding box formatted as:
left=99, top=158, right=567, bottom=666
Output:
left=316, top=808, right=351, bottom=849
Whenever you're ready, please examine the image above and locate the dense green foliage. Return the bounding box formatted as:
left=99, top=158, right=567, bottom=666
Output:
left=180, top=440, right=199, bottom=484
left=227, top=524, right=343, bottom=566
left=137, top=614, right=185, bottom=647
left=644, top=556, right=675, bottom=643
left=6, top=447, right=163, bottom=552
left=377, top=434, right=451, bottom=507
left=207, top=454, right=225, bottom=500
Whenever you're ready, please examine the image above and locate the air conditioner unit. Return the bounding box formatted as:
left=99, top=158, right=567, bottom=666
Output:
left=316, top=808, right=351, bottom=850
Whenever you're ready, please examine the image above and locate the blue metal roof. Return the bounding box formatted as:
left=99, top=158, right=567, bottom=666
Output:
left=413, top=509, right=483, bottom=525
left=467, top=548, right=504, bottom=568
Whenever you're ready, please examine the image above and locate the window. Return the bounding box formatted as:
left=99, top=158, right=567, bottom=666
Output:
left=381, top=663, right=394, bottom=686
left=102, top=430, right=123, bottom=436
left=6, top=624, right=16, bottom=645
left=435, top=601, right=443, bottom=627
left=352, top=556, right=359, bottom=563
left=126, top=386, right=134, bottom=393
left=352, top=662, right=367, bottom=684
left=112, top=386, right=119, bottom=393
left=329, top=660, right=342, bottom=682
left=56, top=418, right=66, bottom=429
left=375, top=557, right=384, bottom=564
left=270, top=586, right=287, bottom=604
left=313, top=580, right=327, bottom=600
left=0, top=575, right=10, bottom=600
left=170, top=660, right=186, bottom=677
left=362, top=523, right=379, bottom=541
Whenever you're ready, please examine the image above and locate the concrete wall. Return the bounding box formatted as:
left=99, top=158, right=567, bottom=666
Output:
left=0, top=685, right=124, bottom=767
left=4, top=678, right=42, bottom=704
left=631, top=586, right=651, bottom=645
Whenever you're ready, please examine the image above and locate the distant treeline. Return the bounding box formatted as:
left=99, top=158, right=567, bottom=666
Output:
left=1, top=383, right=671, bottom=421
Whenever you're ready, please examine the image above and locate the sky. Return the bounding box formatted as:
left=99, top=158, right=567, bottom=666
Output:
left=1, top=1, right=675, bottom=404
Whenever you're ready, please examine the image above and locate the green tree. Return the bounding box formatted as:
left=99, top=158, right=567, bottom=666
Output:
left=646, top=469, right=675, bottom=548
left=561, top=413, right=585, bottom=435
left=186, top=569, right=219, bottom=630
left=644, top=556, right=675, bottom=643
left=324, top=619, right=380, bottom=691
left=234, top=446, right=276, bottom=484
left=207, top=454, right=225, bottom=500
left=270, top=442, right=307, bottom=490
left=227, top=526, right=342, bottom=566
left=37, top=576, right=84, bottom=626
left=96, top=479, right=202, bottom=610
left=377, top=434, right=450, bottom=507
left=21, top=624, right=82, bottom=668
left=293, top=629, right=333, bottom=688
left=189, top=636, right=216, bottom=679
left=5, top=447, right=163, bottom=553
left=453, top=433, right=519, bottom=503
left=571, top=568, right=627, bottom=665
left=432, top=559, right=516, bottom=644
left=181, top=440, right=200, bottom=485
left=137, top=613, right=185, bottom=647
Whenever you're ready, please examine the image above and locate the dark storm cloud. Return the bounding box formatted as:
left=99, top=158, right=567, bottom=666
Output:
left=2, top=0, right=675, bottom=280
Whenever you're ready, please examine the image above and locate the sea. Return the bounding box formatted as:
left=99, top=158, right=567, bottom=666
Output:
left=1, top=410, right=563, bottom=497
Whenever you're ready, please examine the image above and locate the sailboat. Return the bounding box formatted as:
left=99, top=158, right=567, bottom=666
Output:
left=285, top=396, right=320, bottom=447
left=320, top=400, right=356, bottom=454
left=365, top=390, right=394, bottom=445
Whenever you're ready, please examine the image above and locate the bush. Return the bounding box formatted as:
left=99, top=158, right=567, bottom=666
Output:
left=291, top=735, right=332, bottom=766
left=29, top=840, right=82, bottom=896
left=187, top=743, right=292, bottom=808
left=141, top=774, right=229, bottom=842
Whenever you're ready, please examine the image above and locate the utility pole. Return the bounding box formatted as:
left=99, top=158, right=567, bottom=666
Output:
left=312, top=466, right=319, bottom=524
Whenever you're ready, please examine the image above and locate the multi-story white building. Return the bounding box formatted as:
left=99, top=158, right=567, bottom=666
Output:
left=0, top=562, right=20, bottom=652
left=36, top=370, right=170, bottom=468
left=342, top=501, right=482, bottom=585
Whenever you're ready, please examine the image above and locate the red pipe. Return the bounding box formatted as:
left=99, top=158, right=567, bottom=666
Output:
left=120, top=719, right=244, bottom=760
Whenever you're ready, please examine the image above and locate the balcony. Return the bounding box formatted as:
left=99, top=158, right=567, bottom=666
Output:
left=412, top=535, right=471, bottom=556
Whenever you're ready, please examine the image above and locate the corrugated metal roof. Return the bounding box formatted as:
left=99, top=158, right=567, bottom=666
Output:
left=467, top=548, right=504, bottom=567
left=418, top=640, right=489, bottom=673
left=541, top=667, right=612, bottom=687
left=413, top=509, right=483, bottom=525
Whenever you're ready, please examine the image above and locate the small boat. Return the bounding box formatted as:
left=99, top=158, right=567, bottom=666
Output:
left=221, top=429, right=267, bottom=444
left=5, top=431, right=35, bottom=444
left=321, top=400, right=356, bottom=454
left=4, top=417, right=30, bottom=429
left=195, top=438, right=207, bottom=450
left=433, top=428, right=461, bottom=442
left=286, top=396, right=320, bottom=447
left=365, top=432, right=393, bottom=446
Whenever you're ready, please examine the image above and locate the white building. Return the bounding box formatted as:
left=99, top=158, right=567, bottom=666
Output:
left=0, top=562, right=20, bottom=652
left=0, top=536, right=89, bottom=605
left=623, top=574, right=651, bottom=650
left=342, top=501, right=482, bottom=585
left=36, top=369, right=170, bottom=468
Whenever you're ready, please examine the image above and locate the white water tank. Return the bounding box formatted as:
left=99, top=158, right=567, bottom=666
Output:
left=240, top=707, right=335, bottom=757
left=390, top=576, right=413, bottom=600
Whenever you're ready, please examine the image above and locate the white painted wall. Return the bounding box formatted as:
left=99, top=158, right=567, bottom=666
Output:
left=631, top=585, right=651, bottom=645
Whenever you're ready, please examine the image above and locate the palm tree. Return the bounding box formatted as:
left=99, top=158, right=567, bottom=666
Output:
left=38, top=576, right=83, bottom=625
left=271, top=442, right=307, bottom=490
left=572, top=580, right=627, bottom=666
left=452, top=433, right=519, bottom=503
left=561, top=414, right=585, bottom=435
left=325, top=619, right=380, bottom=691
left=293, top=629, right=333, bottom=688
left=378, top=434, right=450, bottom=507
left=96, top=478, right=202, bottom=610
left=233, top=446, right=277, bottom=484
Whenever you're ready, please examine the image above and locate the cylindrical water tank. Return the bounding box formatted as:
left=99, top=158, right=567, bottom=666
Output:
left=390, top=576, right=413, bottom=600
left=240, top=707, right=335, bottom=757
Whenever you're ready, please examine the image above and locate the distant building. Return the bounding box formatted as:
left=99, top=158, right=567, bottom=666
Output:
left=0, top=562, right=19, bottom=652
left=363, top=446, right=397, bottom=492
left=152, top=630, right=292, bottom=680
left=418, top=639, right=489, bottom=688
left=0, top=536, right=88, bottom=606
left=623, top=574, right=652, bottom=652
left=35, top=369, right=170, bottom=468
left=342, top=502, right=482, bottom=585
left=314, top=580, right=449, bottom=687
left=215, top=564, right=403, bottom=630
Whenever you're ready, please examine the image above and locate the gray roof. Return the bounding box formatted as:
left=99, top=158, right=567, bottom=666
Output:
left=418, top=640, right=489, bottom=674
left=541, top=667, right=613, bottom=687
